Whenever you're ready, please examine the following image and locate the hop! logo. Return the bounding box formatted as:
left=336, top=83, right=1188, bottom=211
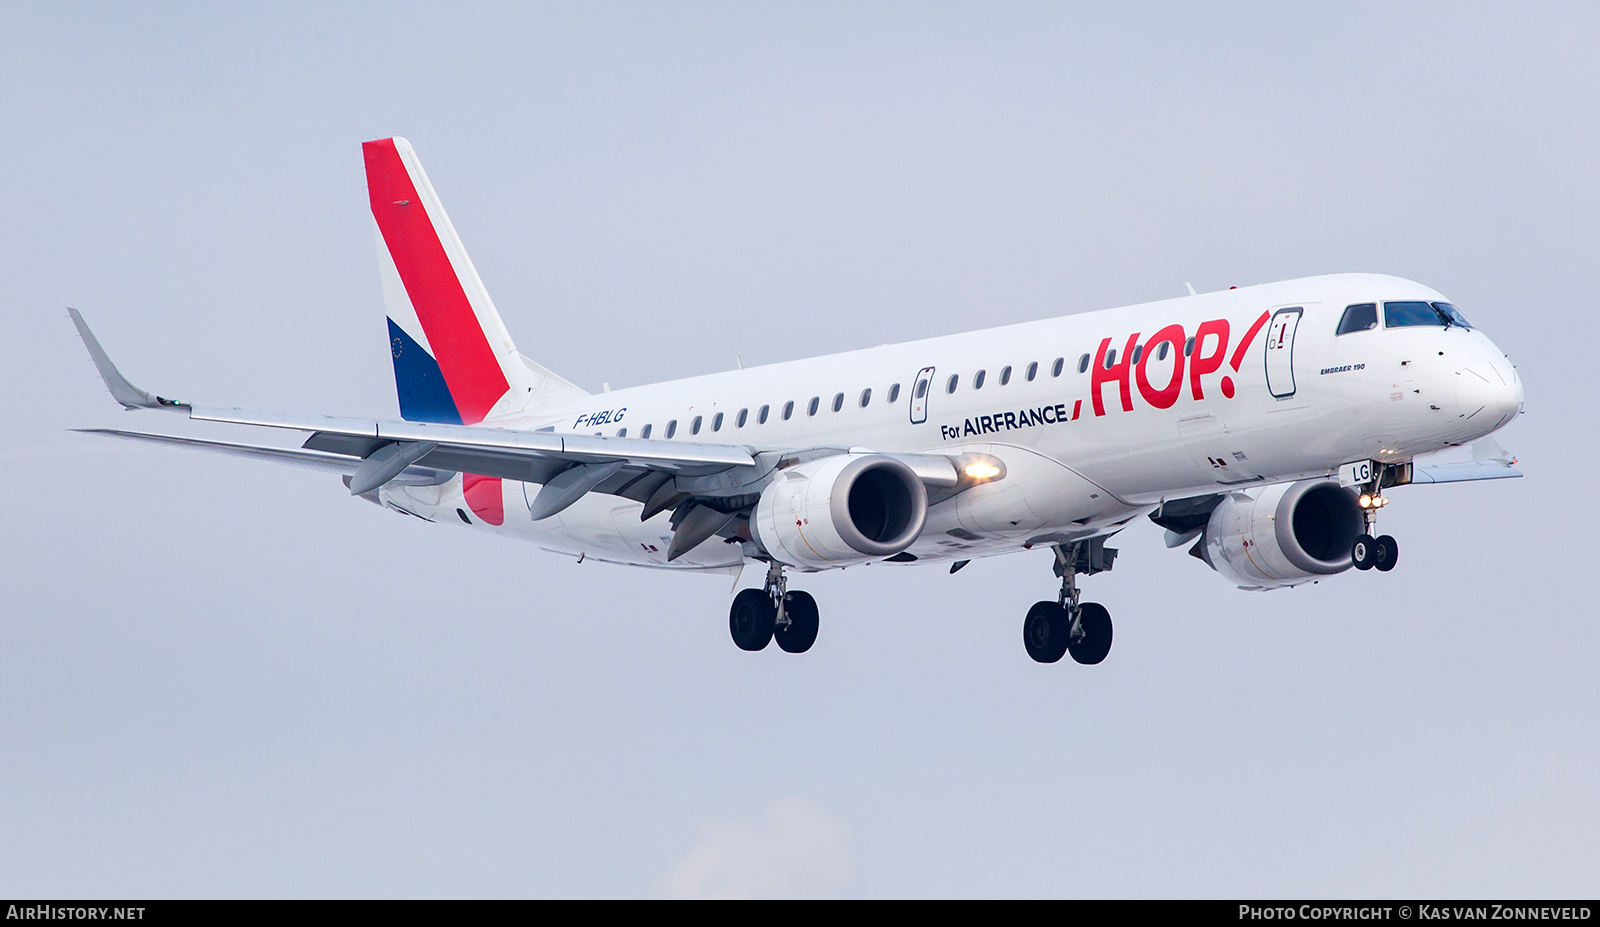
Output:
left=1090, top=311, right=1269, bottom=416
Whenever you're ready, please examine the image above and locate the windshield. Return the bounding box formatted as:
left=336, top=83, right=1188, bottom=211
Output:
left=1385, top=301, right=1446, bottom=328
left=1432, top=302, right=1472, bottom=329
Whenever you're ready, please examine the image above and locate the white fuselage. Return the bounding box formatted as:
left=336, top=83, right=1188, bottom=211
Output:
left=382, top=273, right=1523, bottom=572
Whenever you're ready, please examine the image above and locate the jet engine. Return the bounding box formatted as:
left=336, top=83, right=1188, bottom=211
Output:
left=1199, top=479, right=1363, bottom=590
left=749, top=454, right=928, bottom=570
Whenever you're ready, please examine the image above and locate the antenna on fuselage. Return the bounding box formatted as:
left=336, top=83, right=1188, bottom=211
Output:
left=1185, top=283, right=1198, bottom=296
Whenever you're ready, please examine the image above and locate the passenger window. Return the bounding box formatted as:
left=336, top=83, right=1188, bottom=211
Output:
left=1026, top=361, right=1038, bottom=381
left=617, top=427, right=627, bottom=437
left=974, top=369, right=986, bottom=390
left=782, top=401, right=794, bottom=421
left=888, top=383, right=900, bottom=403
left=665, top=420, right=677, bottom=439
left=691, top=415, right=702, bottom=435
left=1157, top=342, right=1169, bottom=360
left=946, top=374, right=959, bottom=393
left=1130, top=345, right=1143, bottom=365
left=758, top=404, right=770, bottom=424
left=712, top=412, right=723, bottom=432
left=859, top=388, right=872, bottom=408
left=1184, top=337, right=1194, bottom=357
left=1337, top=303, right=1379, bottom=335
left=807, top=397, right=820, bottom=416
left=1384, top=301, right=1445, bottom=328
left=832, top=392, right=844, bottom=412
left=641, top=424, right=652, bottom=439
left=1077, top=354, right=1089, bottom=373
left=1052, top=357, right=1064, bottom=377
left=1000, top=366, right=1012, bottom=385
left=736, top=408, right=747, bottom=428
left=915, top=379, right=929, bottom=399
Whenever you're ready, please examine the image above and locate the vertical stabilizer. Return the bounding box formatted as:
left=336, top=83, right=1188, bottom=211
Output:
left=363, top=137, right=587, bottom=424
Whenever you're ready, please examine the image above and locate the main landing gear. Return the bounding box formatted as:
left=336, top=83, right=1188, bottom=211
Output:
left=1351, top=476, right=1399, bottom=573
left=729, top=562, right=819, bottom=654
left=1023, top=541, right=1114, bottom=665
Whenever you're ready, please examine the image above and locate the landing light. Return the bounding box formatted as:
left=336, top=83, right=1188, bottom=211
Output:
left=964, top=461, right=1002, bottom=481
left=1358, top=494, right=1389, bottom=509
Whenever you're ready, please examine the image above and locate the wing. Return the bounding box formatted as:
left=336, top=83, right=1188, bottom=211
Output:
left=1411, top=461, right=1522, bottom=483
left=75, top=428, right=454, bottom=487
left=69, top=310, right=961, bottom=525
left=1410, top=438, right=1523, bottom=484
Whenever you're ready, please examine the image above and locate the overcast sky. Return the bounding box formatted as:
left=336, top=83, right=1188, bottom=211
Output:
left=2, top=1, right=1596, bottom=898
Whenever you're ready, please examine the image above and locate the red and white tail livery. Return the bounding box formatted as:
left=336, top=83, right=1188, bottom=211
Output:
left=366, top=137, right=585, bottom=426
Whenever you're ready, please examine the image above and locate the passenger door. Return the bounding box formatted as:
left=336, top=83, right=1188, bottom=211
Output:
left=1265, top=308, right=1303, bottom=399
left=909, top=366, right=936, bottom=424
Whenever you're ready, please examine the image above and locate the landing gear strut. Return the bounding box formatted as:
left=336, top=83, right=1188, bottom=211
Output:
left=729, top=562, right=819, bottom=653
left=1023, top=541, right=1114, bottom=665
left=1352, top=471, right=1400, bottom=573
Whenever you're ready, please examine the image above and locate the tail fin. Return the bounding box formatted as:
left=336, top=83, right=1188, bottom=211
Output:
left=363, top=137, right=587, bottom=424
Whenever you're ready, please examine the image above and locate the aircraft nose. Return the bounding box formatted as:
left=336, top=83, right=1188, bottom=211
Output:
left=1456, top=360, right=1523, bottom=430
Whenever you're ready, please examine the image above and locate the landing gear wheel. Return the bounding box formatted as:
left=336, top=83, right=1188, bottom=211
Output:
left=1023, top=601, right=1071, bottom=664
left=775, top=591, right=819, bottom=653
left=729, top=588, right=776, bottom=651
left=1352, top=534, right=1377, bottom=571
left=1067, top=602, right=1113, bottom=665
left=1373, top=534, right=1399, bottom=572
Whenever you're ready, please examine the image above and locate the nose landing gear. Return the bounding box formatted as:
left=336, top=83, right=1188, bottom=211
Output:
left=1352, top=471, right=1400, bottom=573
left=1023, top=540, right=1115, bottom=665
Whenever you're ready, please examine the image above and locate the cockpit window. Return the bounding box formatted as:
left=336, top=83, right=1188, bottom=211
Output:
left=1432, top=302, right=1472, bottom=329
left=1384, top=301, right=1446, bottom=328
left=1337, top=303, right=1378, bottom=334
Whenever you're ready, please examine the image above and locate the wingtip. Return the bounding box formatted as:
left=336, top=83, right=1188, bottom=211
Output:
left=67, top=309, right=185, bottom=412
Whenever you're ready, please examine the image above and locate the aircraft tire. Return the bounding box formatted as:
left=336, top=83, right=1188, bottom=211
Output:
left=729, top=588, right=776, bottom=651
left=1352, top=534, right=1377, bottom=571
left=1374, top=535, right=1399, bottom=572
left=1067, top=603, right=1113, bottom=665
left=1023, top=601, right=1070, bottom=664
left=775, top=591, right=819, bottom=653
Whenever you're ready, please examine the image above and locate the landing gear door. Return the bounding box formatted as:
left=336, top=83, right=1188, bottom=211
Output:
left=1265, top=308, right=1303, bottom=399
left=909, top=366, right=936, bottom=424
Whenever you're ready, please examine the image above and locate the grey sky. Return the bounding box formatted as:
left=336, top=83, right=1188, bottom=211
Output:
left=2, top=1, right=1596, bottom=897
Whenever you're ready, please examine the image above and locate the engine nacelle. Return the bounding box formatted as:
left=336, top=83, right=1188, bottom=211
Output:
left=750, top=454, right=928, bottom=570
left=1201, top=479, right=1363, bottom=590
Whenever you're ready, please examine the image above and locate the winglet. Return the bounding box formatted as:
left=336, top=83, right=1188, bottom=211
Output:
left=67, top=308, right=188, bottom=411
